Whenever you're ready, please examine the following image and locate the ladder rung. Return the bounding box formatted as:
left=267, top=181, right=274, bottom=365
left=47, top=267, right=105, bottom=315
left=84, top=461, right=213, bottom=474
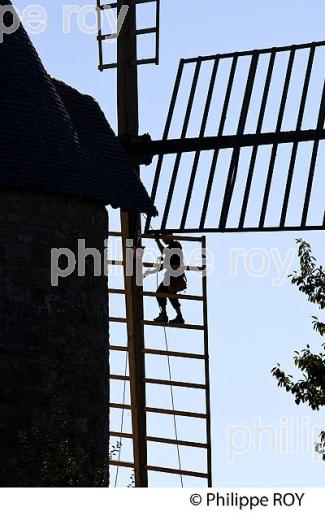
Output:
left=136, top=27, right=157, bottom=36
left=108, top=260, right=123, bottom=265
left=110, top=431, right=133, bottom=439
left=145, top=436, right=208, bottom=449
left=145, top=407, right=207, bottom=419
left=100, top=0, right=157, bottom=9
left=109, top=460, right=134, bottom=469
left=98, top=33, right=118, bottom=41
left=109, top=317, right=127, bottom=323
left=109, top=403, right=131, bottom=410
left=136, top=0, right=158, bottom=3
left=144, top=378, right=206, bottom=390
left=142, top=320, right=205, bottom=330
left=136, top=58, right=157, bottom=66
left=110, top=374, right=130, bottom=381
left=108, top=288, right=203, bottom=301
left=109, top=431, right=207, bottom=449
left=143, top=262, right=202, bottom=271
left=146, top=465, right=208, bottom=479
left=141, top=233, right=204, bottom=243
left=110, top=345, right=128, bottom=352
left=99, top=2, right=118, bottom=9
left=107, top=231, right=122, bottom=237
left=99, top=63, right=118, bottom=70
left=109, top=260, right=202, bottom=271
left=142, top=291, right=203, bottom=301
left=142, top=348, right=207, bottom=360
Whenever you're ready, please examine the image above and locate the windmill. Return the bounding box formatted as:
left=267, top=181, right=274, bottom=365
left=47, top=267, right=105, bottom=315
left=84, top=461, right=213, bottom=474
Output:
left=96, top=1, right=325, bottom=487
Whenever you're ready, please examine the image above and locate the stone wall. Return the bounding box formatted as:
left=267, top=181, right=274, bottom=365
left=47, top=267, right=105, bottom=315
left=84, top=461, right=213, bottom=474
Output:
left=0, top=189, right=109, bottom=486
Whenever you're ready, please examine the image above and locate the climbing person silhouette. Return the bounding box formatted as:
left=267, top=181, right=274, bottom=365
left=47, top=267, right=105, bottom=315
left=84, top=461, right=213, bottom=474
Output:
left=143, top=234, right=187, bottom=324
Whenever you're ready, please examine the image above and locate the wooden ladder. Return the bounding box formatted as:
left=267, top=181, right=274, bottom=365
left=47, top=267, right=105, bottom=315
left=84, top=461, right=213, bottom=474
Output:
left=108, top=233, right=212, bottom=486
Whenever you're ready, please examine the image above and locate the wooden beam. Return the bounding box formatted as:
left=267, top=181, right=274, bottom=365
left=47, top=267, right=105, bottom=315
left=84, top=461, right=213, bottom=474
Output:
left=142, top=291, right=203, bottom=301
left=109, top=460, right=134, bottom=469
left=145, top=436, right=208, bottom=449
left=146, top=465, right=208, bottom=479
left=110, top=431, right=133, bottom=439
left=109, top=403, right=131, bottom=410
left=144, top=378, right=206, bottom=389
left=123, top=128, right=325, bottom=160
left=116, top=0, right=148, bottom=488
left=142, top=320, right=205, bottom=330
left=141, top=348, right=207, bottom=360
left=145, top=406, right=207, bottom=419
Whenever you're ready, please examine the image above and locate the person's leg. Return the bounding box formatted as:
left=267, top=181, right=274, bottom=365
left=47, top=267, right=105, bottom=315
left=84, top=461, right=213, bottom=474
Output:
left=168, top=279, right=185, bottom=324
left=154, top=282, right=169, bottom=322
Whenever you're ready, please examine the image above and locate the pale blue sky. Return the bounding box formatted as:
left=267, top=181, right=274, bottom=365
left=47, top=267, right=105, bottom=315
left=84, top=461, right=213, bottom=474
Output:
left=16, top=0, right=325, bottom=486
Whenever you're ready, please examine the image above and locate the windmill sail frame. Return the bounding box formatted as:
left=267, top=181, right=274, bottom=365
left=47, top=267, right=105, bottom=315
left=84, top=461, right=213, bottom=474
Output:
left=145, top=40, right=325, bottom=234
left=97, top=0, right=160, bottom=70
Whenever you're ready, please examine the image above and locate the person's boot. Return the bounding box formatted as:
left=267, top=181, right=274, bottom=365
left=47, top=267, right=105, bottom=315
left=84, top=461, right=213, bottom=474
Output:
left=153, top=311, right=168, bottom=323
left=169, top=312, right=185, bottom=325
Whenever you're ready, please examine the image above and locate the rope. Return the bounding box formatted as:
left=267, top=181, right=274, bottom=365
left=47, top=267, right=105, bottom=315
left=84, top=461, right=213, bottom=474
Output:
left=140, top=215, right=184, bottom=486
left=162, top=317, right=184, bottom=488
left=114, top=339, right=129, bottom=487
left=155, top=259, right=184, bottom=487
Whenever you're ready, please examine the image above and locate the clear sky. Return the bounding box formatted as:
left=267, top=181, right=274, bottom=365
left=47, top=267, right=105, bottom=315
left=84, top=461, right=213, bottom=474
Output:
left=15, top=0, right=325, bottom=486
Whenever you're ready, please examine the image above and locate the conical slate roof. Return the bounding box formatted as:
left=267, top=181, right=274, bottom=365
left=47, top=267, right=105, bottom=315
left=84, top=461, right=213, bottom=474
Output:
left=0, top=0, right=157, bottom=216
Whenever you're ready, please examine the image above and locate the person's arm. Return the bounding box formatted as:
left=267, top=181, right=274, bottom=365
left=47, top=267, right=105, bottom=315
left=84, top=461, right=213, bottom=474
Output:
left=155, top=237, right=164, bottom=255
left=143, top=257, right=164, bottom=278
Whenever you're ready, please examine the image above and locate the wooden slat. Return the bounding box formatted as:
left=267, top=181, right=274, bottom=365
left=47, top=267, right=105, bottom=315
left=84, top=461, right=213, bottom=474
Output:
left=109, top=460, right=134, bottom=469
left=301, top=81, right=325, bottom=226
left=200, top=55, right=238, bottom=228
left=146, top=465, right=208, bottom=479
left=141, top=348, right=207, bottom=360
left=108, top=288, right=125, bottom=295
left=136, top=27, right=157, bottom=36
left=142, top=291, right=203, bottom=301
left=109, top=260, right=203, bottom=271
left=141, top=233, right=204, bottom=243
left=109, top=345, right=128, bottom=352
left=142, top=320, right=204, bottom=330
left=107, top=231, right=122, bottom=237
left=145, top=60, right=185, bottom=234
left=259, top=48, right=296, bottom=228
left=109, top=432, right=207, bottom=448
left=145, top=436, right=208, bottom=449
left=161, top=59, right=203, bottom=229
left=182, top=40, right=325, bottom=63
left=110, top=431, right=133, bottom=439
left=107, top=260, right=124, bottom=265
left=202, top=236, right=213, bottom=487
left=151, top=224, right=325, bottom=234
left=239, top=50, right=276, bottom=228
left=180, top=57, right=220, bottom=229
left=109, top=317, right=127, bottom=323
left=145, top=407, right=207, bottom=419
left=109, top=403, right=131, bottom=410
left=110, top=374, right=130, bottom=381
left=144, top=378, right=206, bottom=389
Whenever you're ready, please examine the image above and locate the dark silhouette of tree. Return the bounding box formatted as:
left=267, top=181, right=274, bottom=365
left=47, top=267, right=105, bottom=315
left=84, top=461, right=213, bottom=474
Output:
left=272, top=239, right=325, bottom=456
left=18, top=389, right=107, bottom=486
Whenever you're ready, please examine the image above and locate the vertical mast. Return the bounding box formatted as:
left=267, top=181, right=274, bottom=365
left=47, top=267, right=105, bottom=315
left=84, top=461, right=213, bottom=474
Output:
left=117, top=0, right=148, bottom=488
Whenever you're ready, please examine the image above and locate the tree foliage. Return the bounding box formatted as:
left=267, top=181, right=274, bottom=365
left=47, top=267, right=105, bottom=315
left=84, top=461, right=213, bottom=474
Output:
left=19, top=390, right=108, bottom=486
left=272, top=239, right=325, bottom=455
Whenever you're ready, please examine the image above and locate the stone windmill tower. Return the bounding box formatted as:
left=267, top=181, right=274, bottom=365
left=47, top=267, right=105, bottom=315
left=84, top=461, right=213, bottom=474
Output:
left=0, top=0, right=156, bottom=486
